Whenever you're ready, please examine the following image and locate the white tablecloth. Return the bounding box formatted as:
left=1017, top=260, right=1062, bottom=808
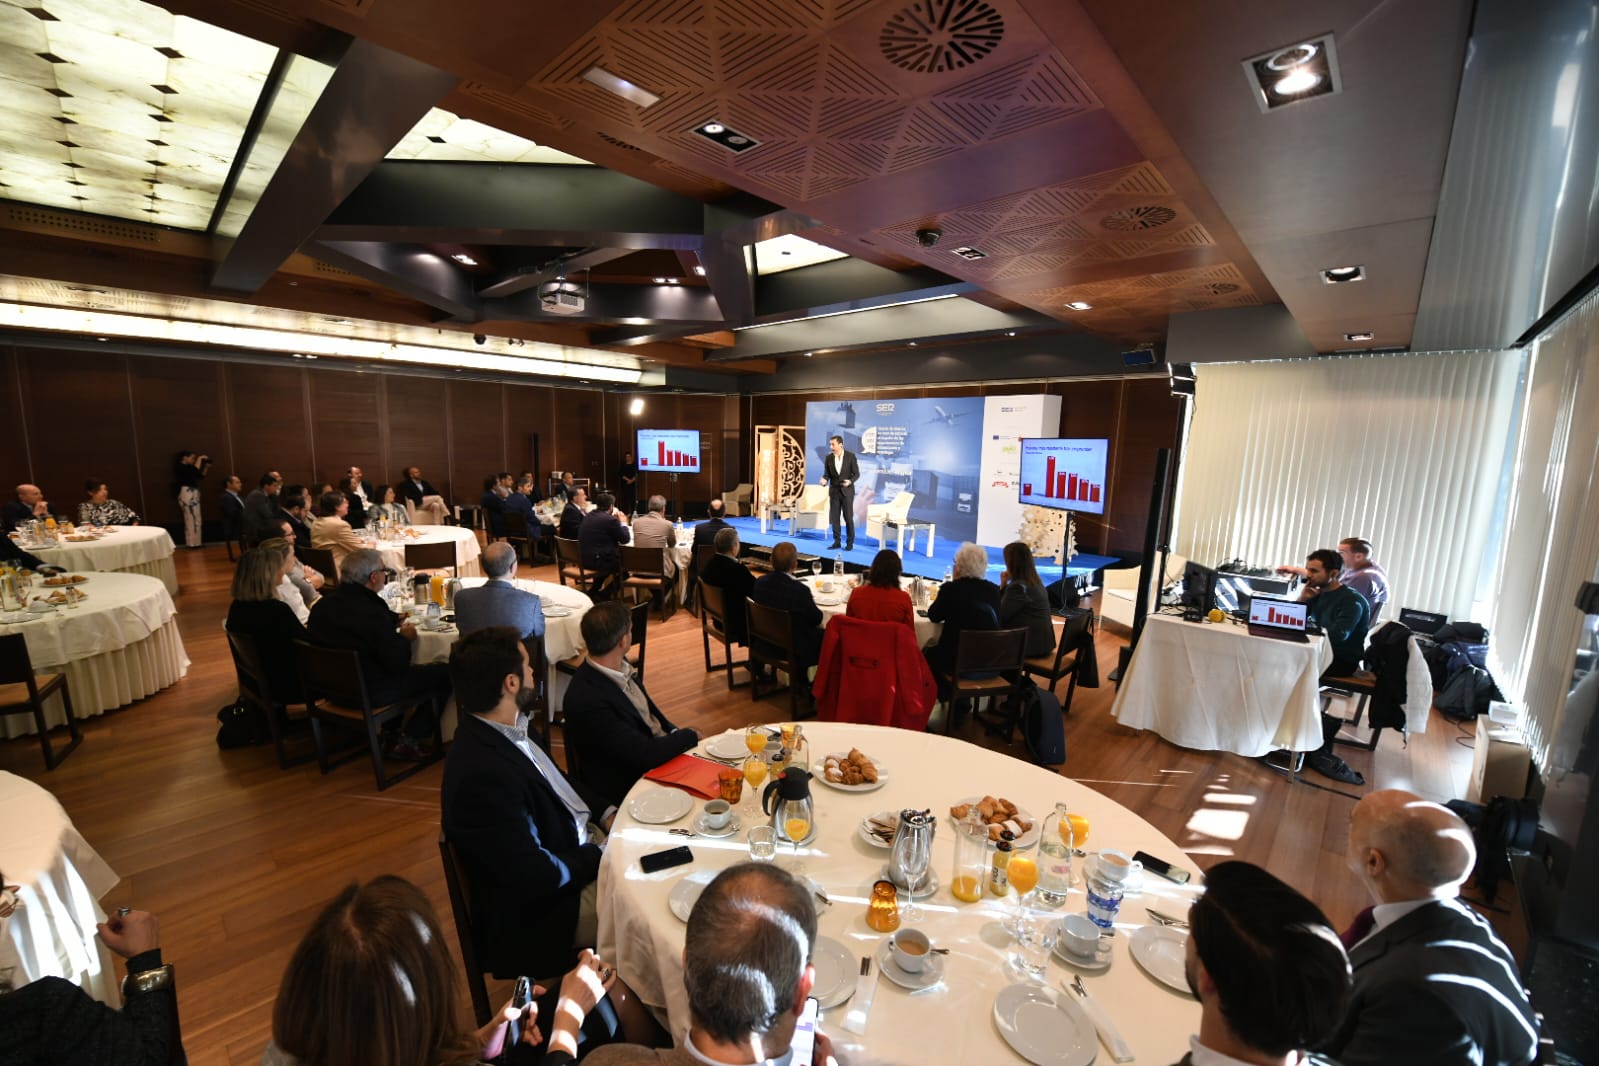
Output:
left=375, top=525, right=482, bottom=578
left=0, top=772, right=121, bottom=1002
left=599, top=722, right=1202, bottom=1065
left=0, top=572, right=190, bottom=738
left=1110, top=614, right=1329, bottom=757
left=803, top=575, right=941, bottom=648
left=21, top=526, right=178, bottom=596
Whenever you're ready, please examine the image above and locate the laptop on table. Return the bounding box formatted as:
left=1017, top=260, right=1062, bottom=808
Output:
left=1247, top=598, right=1310, bottom=643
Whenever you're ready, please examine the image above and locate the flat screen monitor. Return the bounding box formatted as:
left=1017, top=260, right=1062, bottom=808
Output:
left=636, top=428, right=700, bottom=473
left=1017, top=438, right=1109, bottom=515
left=1182, top=561, right=1219, bottom=614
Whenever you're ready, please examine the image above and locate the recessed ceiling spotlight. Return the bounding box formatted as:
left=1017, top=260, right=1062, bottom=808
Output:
left=1006, top=331, right=1016, bottom=337
left=805, top=351, right=813, bottom=357
left=693, top=264, right=706, bottom=276
left=653, top=277, right=668, bottom=284
left=1265, top=42, right=1318, bottom=70
left=694, top=120, right=760, bottom=152
left=1344, top=331, right=1375, bottom=342
left=1066, top=301, right=1093, bottom=311
left=908, top=341, right=917, bottom=347
left=1244, top=34, right=1340, bottom=111
left=702, top=122, right=725, bottom=134
left=1273, top=69, right=1323, bottom=95
left=1322, top=265, right=1365, bottom=284
left=580, top=65, right=661, bottom=108
left=451, top=253, right=478, bottom=266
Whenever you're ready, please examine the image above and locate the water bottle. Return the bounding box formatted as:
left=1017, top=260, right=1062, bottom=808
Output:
left=833, top=552, right=844, bottom=576
left=1036, top=802, right=1074, bottom=907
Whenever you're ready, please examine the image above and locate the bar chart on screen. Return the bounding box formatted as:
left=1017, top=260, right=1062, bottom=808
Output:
left=1017, top=438, right=1110, bottom=515
left=637, top=428, right=701, bottom=473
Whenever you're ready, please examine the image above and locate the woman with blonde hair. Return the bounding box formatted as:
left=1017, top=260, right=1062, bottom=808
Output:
left=226, top=546, right=304, bottom=702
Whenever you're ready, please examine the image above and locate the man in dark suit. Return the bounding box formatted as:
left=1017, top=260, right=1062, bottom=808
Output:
left=1177, top=861, right=1349, bottom=1066
left=398, top=465, right=450, bottom=525
left=219, top=474, right=245, bottom=544
left=750, top=541, right=823, bottom=678
left=562, top=601, right=699, bottom=810
left=821, top=434, right=859, bottom=550
left=559, top=488, right=587, bottom=540
left=454, top=542, right=545, bottom=639
left=242, top=471, right=282, bottom=546
left=579, top=492, right=630, bottom=600
left=277, top=484, right=312, bottom=548
left=1319, top=790, right=1539, bottom=1066
left=2, top=483, right=51, bottom=532
left=479, top=477, right=508, bottom=540
left=699, top=527, right=756, bottom=645
left=441, top=625, right=608, bottom=980
left=0, top=531, right=54, bottom=571
left=684, top=499, right=732, bottom=612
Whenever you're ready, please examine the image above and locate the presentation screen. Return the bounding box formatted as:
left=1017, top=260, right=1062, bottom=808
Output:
left=636, top=428, right=700, bottom=473
left=1017, top=438, right=1109, bottom=515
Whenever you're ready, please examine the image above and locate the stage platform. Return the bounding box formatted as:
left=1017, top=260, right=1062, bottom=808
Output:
left=698, top=516, right=1119, bottom=584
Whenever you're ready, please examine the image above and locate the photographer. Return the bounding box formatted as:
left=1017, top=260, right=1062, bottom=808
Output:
left=172, top=450, right=210, bottom=549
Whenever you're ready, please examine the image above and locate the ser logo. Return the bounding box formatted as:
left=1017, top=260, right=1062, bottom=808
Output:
left=875, top=403, right=896, bottom=414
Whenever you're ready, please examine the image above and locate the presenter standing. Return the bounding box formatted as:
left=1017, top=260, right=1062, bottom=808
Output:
left=821, top=434, right=859, bottom=551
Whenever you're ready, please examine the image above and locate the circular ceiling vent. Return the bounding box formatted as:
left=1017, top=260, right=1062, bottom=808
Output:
left=1202, top=282, right=1241, bottom=295
left=597, top=133, right=640, bottom=150
left=1101, top=205, right=1177, bottom=231
left=880, top=0, right=1005, bottom=74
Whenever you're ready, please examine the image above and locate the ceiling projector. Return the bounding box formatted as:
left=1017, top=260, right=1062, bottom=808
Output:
left=539, top=280, right=586, bottom=316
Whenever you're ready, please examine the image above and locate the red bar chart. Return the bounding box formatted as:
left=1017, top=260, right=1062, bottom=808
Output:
left=637, top=429, right=700, bottom=471
left=1018, top=438, right=1109, bottom=515
left=1262, top=605, right=1304, bottom=628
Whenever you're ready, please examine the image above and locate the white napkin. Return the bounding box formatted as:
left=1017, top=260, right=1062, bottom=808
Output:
left=842, top=955, right=880, bottom=1035
left=1065, top=981, right=1134, bottom=1061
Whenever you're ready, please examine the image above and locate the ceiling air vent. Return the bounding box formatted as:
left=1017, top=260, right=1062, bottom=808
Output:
left=1101, top=205, right=1177, bottom=231
left=951, top=246, right=987, bottom=260
left=1202, top=282, right=1241, bottom=295
left=880, top=0, right=1005, bottom=74
left=597, top=133, right=640, bottom=151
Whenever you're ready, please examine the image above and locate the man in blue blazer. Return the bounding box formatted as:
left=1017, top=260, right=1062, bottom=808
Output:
left=454, top=542, right=545, bottom=639
left=563, top=601, right=699, bottom=810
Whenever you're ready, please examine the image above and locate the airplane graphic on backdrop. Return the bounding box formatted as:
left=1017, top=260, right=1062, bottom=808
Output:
left=928, top=405, right=974, bottom=426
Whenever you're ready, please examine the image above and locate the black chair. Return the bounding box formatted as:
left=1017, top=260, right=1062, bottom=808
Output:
left=437, top=829, right=493, bottom=1027
left=501, top=510, right=536, bottom=564
left=293, top=641, right=443, bottom=791
left=298, top=545, right=337, bottom=587
left=1022, top=608, right=1095, bottom=712
left=0, top=632, right=81, bottom=770
left=1321, top=669, right=1384, bottom=751
left=686, top=542, right=716, bottom=615
left=521, top=631, right=551, bottom=752
left=746, top=598, right=810, bottom=719
left=405, top=539, right=458, bottom=576
left=940, top=627, right=1028, bottom=735
left=624, top=598, right=649, bottom=682
left=553, top=536, right=593, bottom=594
left=225, top=627, right=311, bottom=770
left=698, top=581, right=750, bottom=690
left=620, top=544, right=677, bottom=620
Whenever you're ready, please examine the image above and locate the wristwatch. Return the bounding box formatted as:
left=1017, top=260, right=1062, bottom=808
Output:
left=126, top=964, right=174, bottom=994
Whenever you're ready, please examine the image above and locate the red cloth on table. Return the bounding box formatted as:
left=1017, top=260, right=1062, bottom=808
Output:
left=643, top=754, right=724, bottom=798
left=812, top=615, right=937, bottom=731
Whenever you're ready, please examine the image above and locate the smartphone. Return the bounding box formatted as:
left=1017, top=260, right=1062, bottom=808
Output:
left=1133, top=850, right=1192, bottom=884
left=508, top=976, right=532, bottom=1048
left=789, top=996, right=819, bottom=1066
left=640, top=846, right=694, bottom=873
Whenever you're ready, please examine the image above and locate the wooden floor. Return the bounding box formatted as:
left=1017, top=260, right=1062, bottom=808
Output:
left=0, top=543, right=1479, bottom=1065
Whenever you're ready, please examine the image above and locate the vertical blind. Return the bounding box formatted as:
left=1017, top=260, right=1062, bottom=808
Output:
left=1174, top=350, right=1520, bottom=623
left=1488, top=289, right=1599, bottom=770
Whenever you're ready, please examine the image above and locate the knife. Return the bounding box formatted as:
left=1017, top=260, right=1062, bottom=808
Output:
left=1062, top=977, right=1135, bottom=1062
left=842, top=955, right=879, bottom=1035
left=1146, top=907, right=1190, bottom=929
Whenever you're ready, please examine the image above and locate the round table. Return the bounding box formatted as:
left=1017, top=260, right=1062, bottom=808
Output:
left=374, top=525, right=482, bottom=578
left=598, top=722, right=1202, bottom=1064
left=0, top=572, right=190, bottom=738
left=803, top=574, right=942, bottom=648
left=0, top=771, right=122, bottom=1003
left=16, top=526, right=179, bottom=596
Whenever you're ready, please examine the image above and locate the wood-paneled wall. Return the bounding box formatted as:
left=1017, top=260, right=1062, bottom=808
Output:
left=746, top=378, right=1183, bottom=558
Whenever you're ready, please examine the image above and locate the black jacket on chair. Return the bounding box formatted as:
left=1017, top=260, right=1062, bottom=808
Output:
left=750, top=570, right=824, bottom=670
left=926, top=576, right=1002, bottom=676
left=562, top=661, right=698, bottom=810
left=441, top=714, right=605, bottom=980
left=305, top=583, right=413, bottom=705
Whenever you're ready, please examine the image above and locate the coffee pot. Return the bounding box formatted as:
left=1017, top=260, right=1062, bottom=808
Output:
left=762, top=766, right=815, bottom=843
left=886, top=809, right=937, bottom=891
left=444, top=577, right=461, bottom=610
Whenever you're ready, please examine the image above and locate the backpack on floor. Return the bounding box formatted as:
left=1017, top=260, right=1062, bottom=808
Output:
left=216, top=701, right=270, bottom=749
left=1017, top=679, right=1067, bottom=766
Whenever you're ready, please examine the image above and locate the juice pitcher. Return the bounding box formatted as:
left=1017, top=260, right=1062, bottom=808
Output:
left=761, top=766, right=815, bottom=843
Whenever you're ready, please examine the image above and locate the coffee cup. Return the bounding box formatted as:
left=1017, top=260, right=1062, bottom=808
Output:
left=703, top=799, right=732, bottom=829
left=1095, top=849, right=1142, bottom=883
left=1060, top=913, right=1101, bottom=958
left=890, top=928, right=931, bottom=973
left=819, top=581, right=834, bottom=593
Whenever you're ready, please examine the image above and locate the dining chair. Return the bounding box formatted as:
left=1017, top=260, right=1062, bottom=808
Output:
left=437, top=829, right=493, bottom=1027
left=404, top=539, right=458, bottom=576
left=942, top=627, right=1029, bottom=736
left=623, top=598, right=650, bottom=682
left=698, top=582, right=751, bottom=691
left=501, top=510, right=536, bottom=564
left=521, top=631, right=551, bottom=753
left=1021, top=607, right=1095, bottom=712
left=0, top=632, right=81, bottom=770
left=292, top=641, right=443, bottom=791
left=224, top=627, right=311, bottom=770
left=745, top=598, right=809, bottom=719
left=620, top=544, right=677, bottom=620
left=686, top=542, right=716, bottom=616
left=298, top=545, right=337, bottom=588
left=553, top=537, right=593, bottom=594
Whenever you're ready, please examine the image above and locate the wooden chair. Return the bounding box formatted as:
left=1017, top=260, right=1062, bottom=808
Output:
left=437, top=830, right=493, bottom=1027
left=553, top=536, right=593, bottom=594
left=293, top=641, right=443, bottom=791
left=941, top=627, right=1028, bottom=736
left=624, top=598, right=649, bottom=682
left=298, top=545, right=337, bottom=588
left=1321, top=670, right=1384, bottom=751
left=746, top=598, right=810, bottom=719
left=0, top=632, right=81, bottom=770
left=620, top=544, right=677, bottom=620
left=225, top=627, right=312, bottom=770
left=698, top=581, right=751, bottom=690
left=521, top=631, right=551, bottom=752
left=686, top=542, right=716, bottom=616
left=1022, top=608, right=1095, bottom=712
left=404, top=539, right=458, bottom=576
left=501, top=510, right=536, bottom=564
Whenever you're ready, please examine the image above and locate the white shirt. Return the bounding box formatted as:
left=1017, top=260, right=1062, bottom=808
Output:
left=275, top=574, right=309, bottom=624
left=590, top=659, right=665, bottom=737
left=1355, top=898, right=1440, bottom=947
left=682, top=1029, right=793, bottom=1066
left=480, top=711, right=592, bottom=845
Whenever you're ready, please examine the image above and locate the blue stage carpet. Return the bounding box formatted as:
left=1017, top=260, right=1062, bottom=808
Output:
left=699, top=517, right=1118, bottom=582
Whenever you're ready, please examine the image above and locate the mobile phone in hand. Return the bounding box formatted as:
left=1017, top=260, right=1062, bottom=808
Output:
left=1133, top=850, right=1191, bottom=884
left=509, top=976, right=532, bottom=1048
left=789, top=996, right=819, bottom=1066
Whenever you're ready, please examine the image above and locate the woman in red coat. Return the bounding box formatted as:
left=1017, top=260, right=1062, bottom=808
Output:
left=846, top=549, right=915, bottom=630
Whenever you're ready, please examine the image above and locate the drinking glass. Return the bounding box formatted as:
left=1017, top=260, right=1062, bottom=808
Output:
left=784, top=815, right=810, bottom=854
left=811, top=559, right=822, bottom=577
left=748, top=826, right=777, bottom=863
left=717, top=767, right=745, bottom=806
left=1009, top=905, right=1060, bottom=981
left=744, top=725, right=769, bottom=759
left=741, top=755, right=768, bottom=813
left=893, top=825, right=933, bottom=922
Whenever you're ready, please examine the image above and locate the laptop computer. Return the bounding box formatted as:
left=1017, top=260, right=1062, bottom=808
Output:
left=1247, top=598, right=1310, bottom=643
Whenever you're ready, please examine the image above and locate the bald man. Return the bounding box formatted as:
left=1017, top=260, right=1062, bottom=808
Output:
left=3, top=483, right=51, bottom=532
left=1318, top=790, right=1539, bottom=1066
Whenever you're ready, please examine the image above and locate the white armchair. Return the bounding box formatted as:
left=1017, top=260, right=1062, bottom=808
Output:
left=867, top=491, right=921, bottom=554
left=790, top=484, right=830, bottom=534
left=1098, top=553, right=1187, bottom=631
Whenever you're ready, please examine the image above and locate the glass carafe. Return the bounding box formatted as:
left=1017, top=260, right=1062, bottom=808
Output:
left=1037, top=801, right=1074, bottom=906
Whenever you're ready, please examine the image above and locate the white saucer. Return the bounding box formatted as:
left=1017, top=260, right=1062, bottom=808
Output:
left=1052, top=935, right=1113, bottom=972
left=1130, top=924, right=1192, bottom=994
left=693, top=812, right=742, bottom=838
left=544, top=606, right=573, bottom=618
left=667, top=869, right=717, bottom=922
left=810, top=936, right=857, bottom=1008
left=629, top=787, right=694, bottom=824
left=703, top=730, right=762, bottom=762
left=991, top=983, right=1097, bottom=1066
left=1083, top=854, right=1145, bottom=895
left=876, top=940, right=945, bottom=991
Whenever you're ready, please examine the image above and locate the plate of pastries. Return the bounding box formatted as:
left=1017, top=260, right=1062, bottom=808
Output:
left=814, top=749, right=886, bottom=792
left=950, top=795, right=1038, bottom=848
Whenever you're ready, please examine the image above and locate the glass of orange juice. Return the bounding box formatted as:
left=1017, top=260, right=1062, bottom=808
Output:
left=784, top=815, right=810, bottom=853
left=951, top=818, right=989, bottom=903
left=745, top=725, right=769, bottom=758
left=429, top=573, right=446, bottom=605
left=1008, top=852, right=1040, bottom=897
left=1063, top=813, right=1090, bottom=847
left=741, top=755, right=768, bottom=813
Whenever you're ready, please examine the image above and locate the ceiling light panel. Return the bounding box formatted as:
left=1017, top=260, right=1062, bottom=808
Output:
left=213, top=53, right=331, bottom=238
left=387, top=108, right=593, bottom=165
left=753, top=234, right=849, bottom=275
left=0, top=0, right=279, bottom=232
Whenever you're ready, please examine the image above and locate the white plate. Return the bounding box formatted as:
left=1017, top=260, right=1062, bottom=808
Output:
left=692, top=812, right=743, bottom=839
left=628, top=788, right=694, bottom=824
left=991, top=983, right=1098, bottom=1066
left=810, top=936, right=857, bottom=1009
left=876, top=939, right=946, bottom=991
left=40, top=574, right=89, bottom=587
left=953, top=796, right=1040, bottom=849
left=858, top=810, right=898, bottom=849
left=813, top=755, right=887, bottom=792
left=667, top=869, right=717, bottom=922
left=1130, top=924, right=1191, bottom=994
left=538, top=596, right=555, bottom=608
left=0, top=612, right=38, bottom=625
left=1053, top=934, right=1113, bottom=973
left=545, top=606, right=573, bottom=618
left=1082, top=854, right=1146, bottom=895
left=703, top=730, right=764, bottom=762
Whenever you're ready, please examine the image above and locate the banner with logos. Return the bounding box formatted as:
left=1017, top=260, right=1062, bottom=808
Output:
left=976, top=394, right=1063, bottom=548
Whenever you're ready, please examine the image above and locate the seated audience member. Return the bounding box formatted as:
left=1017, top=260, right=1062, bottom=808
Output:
left=265, top=875, right=624, bottom=1066
left=504, top=476, right=537, bottom=524
left=219, top=474, right=246, bottom=543
left=455, top=542, right=545, bottom=639
left=398, top=465, right=449, bottom=525
left=750, top=541, right=824, bottom=678
left=846, top=549, right=915, bottom=631
left=260, top=532, right=318, bottom=623
left=5, top=482, right=53, bottom=531
left=1319, top=790, right=1539, bottom=1066
left=629, top=495, right=676, bottom=576
left=924, top=542, right=1001, bottom=697
left=1181, top=861, right=1350, bottom=1066
left=684, top=500, right=730, bottom=606
left=555, top=471, right=578, bottom=502
left=368, top=484, right=407, bottom=524
left=244, top=471, right=283, bottom=546
left=0, top=895, right=186, bottom=1065
left=999, top=541, right=1055, bottom=658
left=306, top=548, right=447, bottom=758
left=310, top=491, right=368, bottom=576
left=585, top=863, right=841, bottom=1066
left=1300, top=547, right=1372, bottom=785
left=563, top=601, right=699, bottom=809
left=699, top=527, right=756, bottom=644
left=558, top=488, right=588, bottom=541
left=78, top=478, right=141, bottom=526
left=579, top=492, right=630, bottom=601
left=338, top=475, right=369, bottom=530
left=1337, top=537, right=1390, bottom=618
left=278, top=485, right=312, bottom=548
left=480, top=476, right=509, bottom=539
left=227, top=545, right=305, bottom=701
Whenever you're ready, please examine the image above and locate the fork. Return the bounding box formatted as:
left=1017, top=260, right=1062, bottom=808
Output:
left=668, top=828, right=698, bottom=838
left=1146, top=908, right=1190, bottom=928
